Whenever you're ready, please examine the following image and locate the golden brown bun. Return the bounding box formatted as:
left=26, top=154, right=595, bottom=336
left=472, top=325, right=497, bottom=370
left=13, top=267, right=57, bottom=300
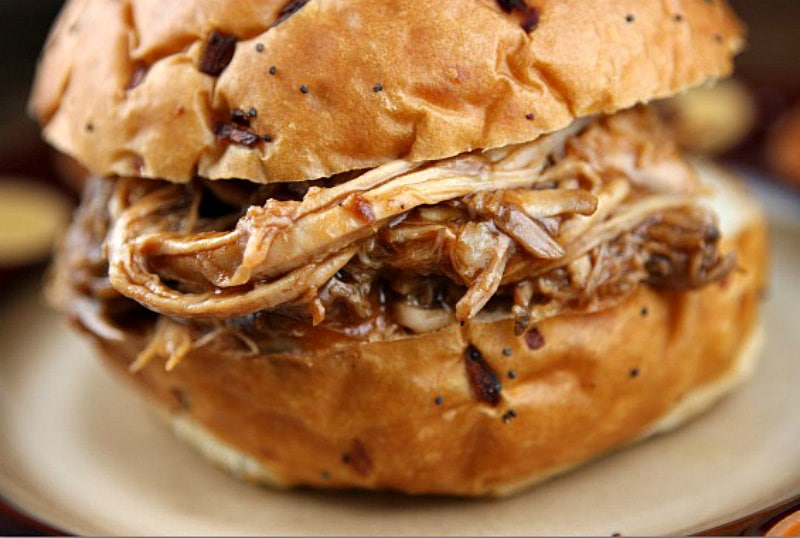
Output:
left=29, top=0, right=744, bottom=183
left=767, top=105, right=800, bottom=189
left=85, top=164, right=767, bottom=496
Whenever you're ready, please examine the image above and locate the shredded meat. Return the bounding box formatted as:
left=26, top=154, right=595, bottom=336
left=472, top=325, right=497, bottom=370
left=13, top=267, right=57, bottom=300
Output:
left=52, top=107, right=735, bottom=366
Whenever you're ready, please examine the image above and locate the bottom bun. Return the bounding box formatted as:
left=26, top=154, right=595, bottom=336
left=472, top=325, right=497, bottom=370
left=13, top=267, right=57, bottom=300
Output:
left=87, top=163, right=767, bottom=496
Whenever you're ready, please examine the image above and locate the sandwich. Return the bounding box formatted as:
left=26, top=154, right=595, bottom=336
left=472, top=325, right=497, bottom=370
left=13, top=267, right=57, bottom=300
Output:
left=30, top=0, right=768, bottom=496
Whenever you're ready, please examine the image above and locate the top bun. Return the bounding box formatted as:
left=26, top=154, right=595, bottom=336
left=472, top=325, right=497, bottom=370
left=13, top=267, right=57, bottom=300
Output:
left=29, top=0, right=744, bottom=183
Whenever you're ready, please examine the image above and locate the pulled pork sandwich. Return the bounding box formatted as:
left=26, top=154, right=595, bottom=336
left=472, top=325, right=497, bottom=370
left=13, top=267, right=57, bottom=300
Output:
left=30, top=0, right=768, bottom=496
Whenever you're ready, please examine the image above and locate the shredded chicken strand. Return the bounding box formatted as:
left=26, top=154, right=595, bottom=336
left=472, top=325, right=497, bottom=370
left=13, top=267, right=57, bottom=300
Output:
left=454, top=230, right=513, bottom=320
left=130, top=317, right=192, bottom=372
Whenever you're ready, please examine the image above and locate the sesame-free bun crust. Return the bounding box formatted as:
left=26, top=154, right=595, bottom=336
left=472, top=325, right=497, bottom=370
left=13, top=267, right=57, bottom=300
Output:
left=30, top=0, right=743, bottom=183
left=83, top=164, right=767, bottom=496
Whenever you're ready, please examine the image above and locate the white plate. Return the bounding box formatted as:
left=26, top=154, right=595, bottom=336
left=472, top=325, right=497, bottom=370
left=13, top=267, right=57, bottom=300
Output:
left=0, top=170, right=799, bottom=536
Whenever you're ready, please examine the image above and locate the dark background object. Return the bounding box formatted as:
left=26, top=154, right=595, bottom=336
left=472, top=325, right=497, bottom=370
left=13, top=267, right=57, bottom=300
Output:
left=731, top=0, right=800, bottom=91
left=0, top=0, right=62, bottom=180
left=0, top=1, right=63, bottom=117
left=725, top=0, right=800, bottom=175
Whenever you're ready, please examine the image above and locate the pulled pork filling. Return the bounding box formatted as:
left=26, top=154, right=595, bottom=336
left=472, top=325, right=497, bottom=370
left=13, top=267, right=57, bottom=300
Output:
left=51, top=108, right=734, bottom=368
